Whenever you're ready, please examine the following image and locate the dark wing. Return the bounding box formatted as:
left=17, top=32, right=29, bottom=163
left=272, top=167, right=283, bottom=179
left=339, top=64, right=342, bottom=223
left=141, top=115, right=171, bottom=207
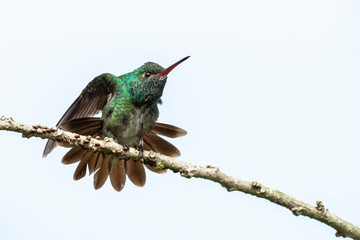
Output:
left=43, top=73, right=118, bottom=157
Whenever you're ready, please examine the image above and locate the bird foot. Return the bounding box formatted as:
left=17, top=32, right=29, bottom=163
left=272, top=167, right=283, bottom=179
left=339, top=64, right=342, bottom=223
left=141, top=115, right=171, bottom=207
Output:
left=122, top=144, right=130, bottom=151
left=138, top=148, right=144, bottom=158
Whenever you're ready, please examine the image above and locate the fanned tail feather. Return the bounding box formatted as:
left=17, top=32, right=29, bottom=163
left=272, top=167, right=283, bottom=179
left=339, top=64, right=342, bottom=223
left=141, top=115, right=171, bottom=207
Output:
left=88, top=152, right=101, bottom=175
left=110, top=159, right=126, bottom=192
left=73, top=151, right=94, bottom=180
left=50, top=117, right=186, bottom=191
left=125, top=160, right=146, bottom=186
left=143, top=132, right=180, bottom=157
left=93, top=154, right=109, bottom=189
left=152, top=123, right=187, bottom=138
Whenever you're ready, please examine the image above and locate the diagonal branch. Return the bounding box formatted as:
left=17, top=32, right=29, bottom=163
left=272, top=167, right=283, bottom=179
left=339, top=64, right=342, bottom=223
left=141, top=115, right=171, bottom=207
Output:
left=0, top=116, right=359, bottom=240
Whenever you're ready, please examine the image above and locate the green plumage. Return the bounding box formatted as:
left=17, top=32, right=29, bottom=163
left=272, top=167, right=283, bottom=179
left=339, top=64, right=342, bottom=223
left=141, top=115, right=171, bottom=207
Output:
left=43, top=56, right=189, bottom=191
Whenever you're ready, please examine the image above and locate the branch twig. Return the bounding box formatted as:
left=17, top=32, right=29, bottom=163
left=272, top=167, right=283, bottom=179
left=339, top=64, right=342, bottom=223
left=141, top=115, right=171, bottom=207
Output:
left=0, top=116, right=359, bottom=240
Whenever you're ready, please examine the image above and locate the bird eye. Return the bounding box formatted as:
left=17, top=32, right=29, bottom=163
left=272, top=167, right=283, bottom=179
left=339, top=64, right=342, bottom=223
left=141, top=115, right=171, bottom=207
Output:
left=144, top=72, right=151, bottom=77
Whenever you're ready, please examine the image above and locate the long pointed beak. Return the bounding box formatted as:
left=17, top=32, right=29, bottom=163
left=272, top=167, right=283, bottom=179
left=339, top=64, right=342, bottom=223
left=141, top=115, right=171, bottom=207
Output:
left=158, top=56, right=190, bottom=76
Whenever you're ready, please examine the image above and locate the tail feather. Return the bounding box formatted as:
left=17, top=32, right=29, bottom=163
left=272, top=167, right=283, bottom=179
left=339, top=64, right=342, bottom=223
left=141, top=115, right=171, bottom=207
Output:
left=73, top=151, right=93, bottom=180
left=126, top=160, right=146, bottom=186
left=143, top=140, right=156, bottom=152
left=48, top=117, right=185, bottom=191
left=145, top=164, right=167, bottom=174
left=94, top=153, right=103, bottom=173
left=57, top=141, right=72, bottom=148
left=141, top=140, right=167, bottom=173
left=152, top=123, right=187, bottom=138
left=109, top=160, right=126, bottom=192
left=43, top=139, right=57, bottom=157
left=87, top=152, right=100, bottom=175
left=93, top=154, right=109, bottom=190
left=62, top=146, right=86, bottom=165
left=143, top=132, right=181, bottom=157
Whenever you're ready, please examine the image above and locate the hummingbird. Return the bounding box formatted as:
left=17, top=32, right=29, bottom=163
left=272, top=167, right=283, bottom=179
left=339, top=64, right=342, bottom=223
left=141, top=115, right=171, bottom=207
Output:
left=43, top=56, right=190, bottom=191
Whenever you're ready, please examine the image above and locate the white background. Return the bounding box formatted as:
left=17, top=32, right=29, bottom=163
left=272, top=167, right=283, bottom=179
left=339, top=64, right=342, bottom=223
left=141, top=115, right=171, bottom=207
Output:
left=0, top=0, right=359, bottom=239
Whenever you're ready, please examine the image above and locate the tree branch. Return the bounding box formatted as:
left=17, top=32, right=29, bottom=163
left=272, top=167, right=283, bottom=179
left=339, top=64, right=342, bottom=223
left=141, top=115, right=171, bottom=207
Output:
left=0, top=116, right=359, bottom=240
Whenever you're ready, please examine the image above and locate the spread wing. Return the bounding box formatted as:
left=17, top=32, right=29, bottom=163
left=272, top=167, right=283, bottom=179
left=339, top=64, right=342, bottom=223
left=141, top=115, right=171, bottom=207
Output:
left=43, top=73, right=119, bottom=157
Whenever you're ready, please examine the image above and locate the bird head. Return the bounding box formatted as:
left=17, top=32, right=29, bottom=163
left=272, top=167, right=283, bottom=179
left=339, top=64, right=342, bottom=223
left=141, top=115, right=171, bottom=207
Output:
left=129, top=56, right=190, bottom=106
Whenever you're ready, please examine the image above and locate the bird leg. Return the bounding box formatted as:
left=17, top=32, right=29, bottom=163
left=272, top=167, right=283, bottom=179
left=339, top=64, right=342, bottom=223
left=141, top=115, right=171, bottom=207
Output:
left=122, top=144, right=130, bottom=151
left=138, top=137, right=144, bottom=157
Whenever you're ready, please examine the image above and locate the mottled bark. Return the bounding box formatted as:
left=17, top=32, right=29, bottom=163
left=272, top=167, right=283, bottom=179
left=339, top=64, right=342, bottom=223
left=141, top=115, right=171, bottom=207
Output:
left=0, top=116, right=359, bottom=240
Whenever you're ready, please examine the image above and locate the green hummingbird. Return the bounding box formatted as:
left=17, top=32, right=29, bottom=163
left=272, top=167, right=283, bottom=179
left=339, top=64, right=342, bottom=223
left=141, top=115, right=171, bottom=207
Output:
left=43, top=56, right=190, bottom=191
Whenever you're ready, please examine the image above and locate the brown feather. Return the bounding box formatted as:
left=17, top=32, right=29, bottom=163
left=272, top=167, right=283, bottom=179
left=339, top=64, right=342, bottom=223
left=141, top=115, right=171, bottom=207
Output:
left=93, top=155, right=109, bottom=190
left=61, top=117, right=101, bottom=129
left=94, top=153, right=104, bottom=173
left=63, top=123, right=100, bottom=134
left=133, top=139, right=166, bottom=174
left=126, top=160, right=146, bottom=186
left=60, top=117, right=102, bottom=135
left=143, top=140, right=155, bottom=152
left=142, top=136, right=156, bottom=153
left=59, top=90, right=108, bottom=125
left=62, top=146, right=86, bottom=165
left=76, top=126, right=102, bottom=137
left=73, top=151, right=92, bottom=180
left=109, top=160, right=126, bottom=191
left=88, top=152, right=100, bottom=175
left=143, top=132, right=181, bottom=157
left=145, top=164, right=167, bottom=174
left=57, top=141, right=72, bottom=148
left=152, top=123, right=187, bottom=138
left=143, top=137, right=169, bottom=172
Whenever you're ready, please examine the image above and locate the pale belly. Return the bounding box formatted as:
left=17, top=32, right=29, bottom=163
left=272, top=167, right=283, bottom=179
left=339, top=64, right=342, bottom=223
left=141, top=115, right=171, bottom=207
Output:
left=102, top=106, right=159, bottom=145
